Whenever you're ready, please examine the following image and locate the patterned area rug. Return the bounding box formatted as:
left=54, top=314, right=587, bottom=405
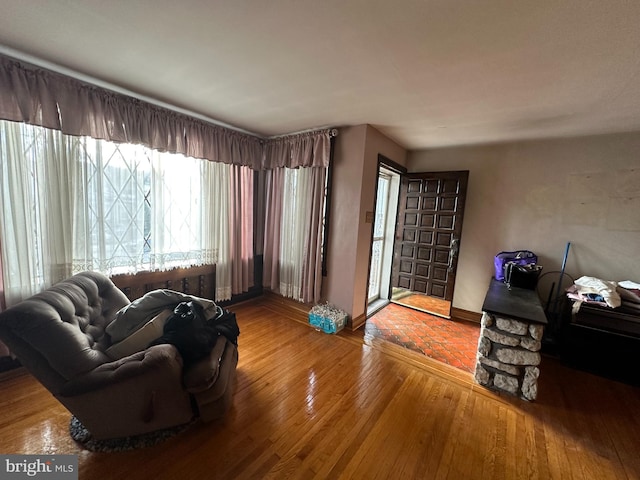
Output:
left=69, top=416, right=193, bottom=452
left=365, top=303, right=480, bottom=373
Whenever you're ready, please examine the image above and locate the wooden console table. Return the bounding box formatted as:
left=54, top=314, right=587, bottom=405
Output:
left=482, top=278, right=548, bottom=325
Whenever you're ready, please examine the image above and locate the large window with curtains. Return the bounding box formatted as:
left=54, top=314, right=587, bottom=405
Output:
left=0, top=54, right=333, bottom=312
left=0, top=119, right=253, bottom=305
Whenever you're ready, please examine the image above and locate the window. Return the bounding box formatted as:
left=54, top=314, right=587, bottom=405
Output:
left=368, top=173, right=391, bottom=302
left=0, top=120, right=248, bottom=305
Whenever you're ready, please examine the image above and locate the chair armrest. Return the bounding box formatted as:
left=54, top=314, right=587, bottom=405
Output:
left=60, top=344, right=183, bottom=396
left=183, top=336, right=228, bottom=393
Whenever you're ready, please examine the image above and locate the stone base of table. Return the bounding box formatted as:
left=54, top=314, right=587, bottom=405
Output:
left=475, top=312, right=544, bottom=401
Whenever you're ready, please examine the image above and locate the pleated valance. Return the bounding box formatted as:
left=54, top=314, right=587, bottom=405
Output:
left=262, top=129, right=334, bottom=169
left=0, top=54, right=334, bottom=170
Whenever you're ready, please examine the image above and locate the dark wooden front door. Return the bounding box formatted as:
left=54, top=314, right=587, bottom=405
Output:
left=392, top=171, right=469, bottom=302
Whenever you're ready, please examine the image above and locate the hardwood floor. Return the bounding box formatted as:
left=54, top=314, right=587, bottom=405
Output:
left=1, top=295, right=639, bottom=479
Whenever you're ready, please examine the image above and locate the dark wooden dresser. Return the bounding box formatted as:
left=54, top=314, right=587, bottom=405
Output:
left=561, top=301, right=640, bottom=386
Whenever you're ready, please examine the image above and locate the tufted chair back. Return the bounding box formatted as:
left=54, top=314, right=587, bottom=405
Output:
left=0, top=271, right=130, bottom=393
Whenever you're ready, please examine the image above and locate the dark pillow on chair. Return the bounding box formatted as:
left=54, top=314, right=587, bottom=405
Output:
left=149, top=302, right=219, bottom=367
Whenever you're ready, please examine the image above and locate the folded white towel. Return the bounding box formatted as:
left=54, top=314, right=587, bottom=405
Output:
left=619, top=280, right=640, bottom=290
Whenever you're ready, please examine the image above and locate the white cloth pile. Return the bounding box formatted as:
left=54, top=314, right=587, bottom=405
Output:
left=567, top=276, right=621, bottom=312
left=617, top=280, right=640, bottom=312
left=567, top=277, right=640, bottom=313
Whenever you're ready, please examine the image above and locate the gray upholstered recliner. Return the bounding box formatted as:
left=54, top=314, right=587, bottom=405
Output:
left=0, top=271, right=238, bottom=440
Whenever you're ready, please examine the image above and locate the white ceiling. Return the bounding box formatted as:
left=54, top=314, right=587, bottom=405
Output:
left=1, top=0, right=640, bottom=150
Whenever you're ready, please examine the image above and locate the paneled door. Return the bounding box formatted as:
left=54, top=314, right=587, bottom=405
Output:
left=391, top=171, right=468, bottom=306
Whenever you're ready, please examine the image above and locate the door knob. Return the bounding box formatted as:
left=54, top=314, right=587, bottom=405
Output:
left=448, top=238, right=459, bottom=272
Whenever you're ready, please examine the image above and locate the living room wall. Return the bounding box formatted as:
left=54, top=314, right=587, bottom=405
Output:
left=409, top=131, right=640, bottom=314
left=323, top=124, right=407, bottom=324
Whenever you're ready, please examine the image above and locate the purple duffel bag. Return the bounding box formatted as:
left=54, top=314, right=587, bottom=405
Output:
left=494, top=250, right=537, bottom=281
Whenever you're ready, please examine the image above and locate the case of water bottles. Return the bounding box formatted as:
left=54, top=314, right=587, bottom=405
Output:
left=308, top=303, right=348, bottom=334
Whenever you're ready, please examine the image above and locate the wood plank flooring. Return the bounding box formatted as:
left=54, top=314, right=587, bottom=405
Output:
left=0, top=295, right=639, bottom=479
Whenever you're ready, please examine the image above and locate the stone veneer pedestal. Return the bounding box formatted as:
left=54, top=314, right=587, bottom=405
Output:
left=475, top=279, right=548, bottom=401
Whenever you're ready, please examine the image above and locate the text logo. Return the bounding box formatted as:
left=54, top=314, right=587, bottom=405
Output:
left=0, top=455, right=77, bottom=479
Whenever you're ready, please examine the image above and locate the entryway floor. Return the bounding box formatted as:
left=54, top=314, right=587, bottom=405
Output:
left=364, top=303, right=480, bottom=373
left=390, top=289, right=452, bottom=317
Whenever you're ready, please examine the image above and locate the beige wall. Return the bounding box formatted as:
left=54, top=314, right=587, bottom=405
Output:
left=323, top=125, right=367, bottom=317
left=323, top=125, right=407, bottom=321
left=409, top=131, right=640, bottom=313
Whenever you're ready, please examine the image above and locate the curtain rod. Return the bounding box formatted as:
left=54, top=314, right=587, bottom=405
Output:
left=269, top=127, right=339, bottom=139
left=0, top=44, right=263, bottom=138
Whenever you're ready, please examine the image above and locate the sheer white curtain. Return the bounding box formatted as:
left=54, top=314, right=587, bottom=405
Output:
left=0, top=121, right=77, bottom=304
left=0, top=120, right=248, bottom=306
left=279, top=168, right=312, bottom=299
left=151, top=153, right=216, bottom=268
left=202, top=161, right=231, bottom=301
left=202, top=163, right=254, bottom=301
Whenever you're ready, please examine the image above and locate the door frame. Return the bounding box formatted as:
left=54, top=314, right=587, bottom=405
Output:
left=365, top=155, right=407, bottom=316
left=367, top=170, right=391, bottom=304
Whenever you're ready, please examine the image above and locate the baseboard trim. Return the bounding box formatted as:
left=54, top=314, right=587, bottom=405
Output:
left=220, top=286, right=264, bottom=307
left=451, top=307, right=482, bottom=324
left=259, top=290, right=313, bottom=313
left=350, top=313, right=367, bottom=331
left=0, top=365, right=26, bottom=382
